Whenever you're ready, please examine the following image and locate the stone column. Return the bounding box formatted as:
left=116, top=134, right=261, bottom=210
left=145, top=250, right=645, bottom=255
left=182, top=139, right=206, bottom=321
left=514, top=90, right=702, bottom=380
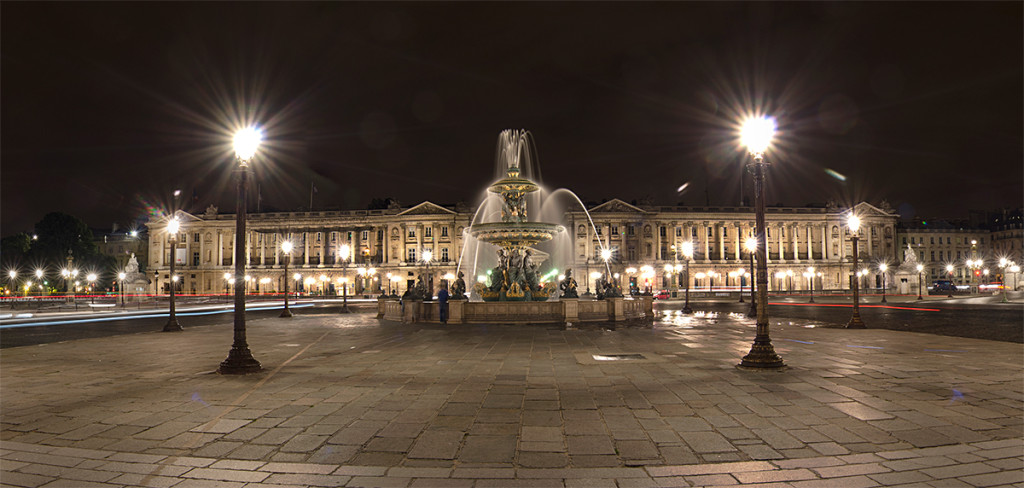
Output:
left=718, top=223, right=725, bottom=261
left=654, top=221, right=662, bottom=261
left=218, top=232, right=224, bottom=267
left=821, top=225, right=828, bottom=260
left=304, top=232, right=310, bottom=265
left=735, top=223, right=742, bottom=260
left=778, top=224, right=785, bottom=261
left=703, top=222, right=711, bottom=262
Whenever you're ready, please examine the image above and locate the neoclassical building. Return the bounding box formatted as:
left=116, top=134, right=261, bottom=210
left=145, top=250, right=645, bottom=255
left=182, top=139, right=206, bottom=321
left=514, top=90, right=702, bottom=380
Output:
left=147, top=199, right=906, bottom=297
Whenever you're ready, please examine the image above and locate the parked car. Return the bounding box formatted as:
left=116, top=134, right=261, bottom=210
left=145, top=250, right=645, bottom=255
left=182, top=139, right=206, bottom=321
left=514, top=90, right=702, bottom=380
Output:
left=928, top=280, right=957, bottom=295
left=654, top=290, right=670, bottom=300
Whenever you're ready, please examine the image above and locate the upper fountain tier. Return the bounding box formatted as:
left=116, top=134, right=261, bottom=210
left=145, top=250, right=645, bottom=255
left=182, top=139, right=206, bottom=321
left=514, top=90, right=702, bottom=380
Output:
left=469, top=164, right=563, bottom=250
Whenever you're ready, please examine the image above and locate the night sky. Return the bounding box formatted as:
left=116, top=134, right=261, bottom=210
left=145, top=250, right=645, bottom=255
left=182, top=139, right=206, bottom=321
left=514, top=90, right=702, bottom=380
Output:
left=2, top=2, right=1021, bottom=236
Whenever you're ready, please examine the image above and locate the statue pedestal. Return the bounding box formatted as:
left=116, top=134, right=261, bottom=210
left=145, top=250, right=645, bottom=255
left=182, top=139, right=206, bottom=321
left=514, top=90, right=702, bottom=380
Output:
left=449, top=300, right=465, bottom=324
left=403, top=300, right=421, bottom=324
left=640, top=296, right=654, bottom=319
left=562, top=298, right=579, bottom=329
left=607, top=297, right=625, bottom=324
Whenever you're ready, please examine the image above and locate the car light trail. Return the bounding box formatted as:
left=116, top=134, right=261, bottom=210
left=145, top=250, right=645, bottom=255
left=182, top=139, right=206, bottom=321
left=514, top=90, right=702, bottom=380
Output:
left=768, top=302, right=940, bottom=312
left=0, top=303, right=314, bottom=329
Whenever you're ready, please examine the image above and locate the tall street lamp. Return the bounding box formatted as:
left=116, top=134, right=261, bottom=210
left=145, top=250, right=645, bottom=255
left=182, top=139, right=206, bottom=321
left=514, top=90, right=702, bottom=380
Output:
left=339, top=244, right=352, bottom=312
left=745, top=237, right=757, bottom=317
left=118, top=272, right=127, bottom=308
left=916, top=264, right=924, bottom=300
left=999, top=258, right=1009, bottom=303
left=879, top=263, right=889, bottom=303
left=280, top=240, right=293, bottom=318
left=805, top=267, right=816, bottom=303
left=219, top=126, right=262, bottom=375
left=86, top=273, right=97, bottom=304
left=739, top=116, right=783, bottom=368
left=163, top=216, right=182, bottom=331
left=946, top=263, right=955, bottom=298
left=422, top=249, right=434, bottom=300
left=846, top=215, right=865, bottom=328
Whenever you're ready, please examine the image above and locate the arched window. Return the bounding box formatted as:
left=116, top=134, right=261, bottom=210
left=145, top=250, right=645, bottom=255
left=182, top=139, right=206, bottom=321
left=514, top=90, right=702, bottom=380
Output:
left=831, top=226, right=839, bottom=238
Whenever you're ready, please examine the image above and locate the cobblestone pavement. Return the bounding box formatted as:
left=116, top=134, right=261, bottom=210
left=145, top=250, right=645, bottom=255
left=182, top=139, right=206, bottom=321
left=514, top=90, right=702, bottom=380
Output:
left=2, top=310, right=1022, bottom=487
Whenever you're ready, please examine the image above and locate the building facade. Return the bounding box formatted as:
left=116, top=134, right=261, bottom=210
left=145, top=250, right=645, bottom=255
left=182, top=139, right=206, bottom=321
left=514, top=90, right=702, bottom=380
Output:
left=895, top=222, right=992, bottom=286
left=147, top=200, right=906, bottom=296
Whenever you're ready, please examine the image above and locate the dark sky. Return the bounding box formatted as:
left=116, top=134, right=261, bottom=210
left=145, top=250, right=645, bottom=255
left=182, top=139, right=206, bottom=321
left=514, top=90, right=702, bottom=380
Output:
left=3, top=2, right=1021, bottom=236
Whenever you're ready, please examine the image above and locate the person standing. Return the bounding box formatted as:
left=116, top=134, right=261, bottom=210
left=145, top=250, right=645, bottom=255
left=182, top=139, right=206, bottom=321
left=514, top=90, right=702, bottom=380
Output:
left=437, top=287, right=450, bottom=324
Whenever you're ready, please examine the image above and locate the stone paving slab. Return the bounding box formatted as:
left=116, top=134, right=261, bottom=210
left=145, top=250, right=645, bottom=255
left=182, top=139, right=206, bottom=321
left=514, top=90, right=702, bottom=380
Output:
left=1, top=310, right=1022, bottom=486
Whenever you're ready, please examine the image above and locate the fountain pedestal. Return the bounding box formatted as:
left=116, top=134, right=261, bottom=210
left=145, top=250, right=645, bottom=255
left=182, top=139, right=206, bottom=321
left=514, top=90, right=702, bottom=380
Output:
left=403, top=300, right=421, bottom=324
left=562, top=298, right=579, bottom=329
left=449, top=300, right=465, bottom=325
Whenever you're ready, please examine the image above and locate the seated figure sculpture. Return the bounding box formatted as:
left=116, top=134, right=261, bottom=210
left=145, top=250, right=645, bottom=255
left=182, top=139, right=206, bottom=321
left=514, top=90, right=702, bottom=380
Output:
left=450, top=271, right=467, bottom=299
left=559, top=268, right=579, bottom=298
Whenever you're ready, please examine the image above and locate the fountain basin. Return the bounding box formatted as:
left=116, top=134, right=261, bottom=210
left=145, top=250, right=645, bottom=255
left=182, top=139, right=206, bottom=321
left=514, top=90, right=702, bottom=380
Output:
left=468, top=222, right=564, bottom=249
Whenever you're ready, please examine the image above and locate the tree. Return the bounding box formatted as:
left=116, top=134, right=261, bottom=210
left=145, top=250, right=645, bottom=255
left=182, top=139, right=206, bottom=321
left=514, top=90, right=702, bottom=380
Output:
left=28, top=212, right=116, bottom=283
left=1, top=233, right=32, bottom=267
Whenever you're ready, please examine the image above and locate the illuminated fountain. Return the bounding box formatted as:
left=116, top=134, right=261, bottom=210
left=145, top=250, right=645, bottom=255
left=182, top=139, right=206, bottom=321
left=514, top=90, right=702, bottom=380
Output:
left=379, top=129, right=650, bottom=326
left=469, top=131, right=563, bottom=301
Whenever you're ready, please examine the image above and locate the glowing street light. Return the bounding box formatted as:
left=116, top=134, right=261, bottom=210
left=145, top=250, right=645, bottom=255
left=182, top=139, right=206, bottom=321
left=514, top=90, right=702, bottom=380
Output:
left=86, top=272, right=98, bottom=304
left=999, top=258, right=1010, bottom=303
left=219, top=126, right=263, bottom=375
left=280, top=240, right=293, bottom=318
left=846, top=214, right=865, bottom=328
left=805, top=266, right=816, bottom=303
left=737, top=115, right=783, bottom=368
left=946, top=263, right=956, bottom=298
left=878, top=263, right=889, bottom=303
left=164, top=216, right=182, bottom=331
left=118, top=271, right=127, bottom=307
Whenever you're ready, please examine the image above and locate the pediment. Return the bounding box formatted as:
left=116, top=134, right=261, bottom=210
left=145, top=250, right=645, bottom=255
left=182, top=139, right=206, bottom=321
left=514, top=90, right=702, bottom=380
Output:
left=588, top=199, right=646, bottom=214
left=170, top=210, right=204, bottom=223
left=850, top=202, right=896, bottom=218
left=397, top=201, right=457, bottom=216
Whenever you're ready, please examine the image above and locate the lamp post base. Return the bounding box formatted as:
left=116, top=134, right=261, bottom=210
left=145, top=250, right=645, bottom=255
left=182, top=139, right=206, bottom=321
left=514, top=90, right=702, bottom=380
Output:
left=218, top=347, right=262, bottom=375
left=746, top=301, right=757, bottom=318
left=280, top=309, right=293, bottom=318
left=846, top=312, right=865, bottom=329
left=740, top=337, right=785, bottom=368
left=162, top=319, right=182, bottom=332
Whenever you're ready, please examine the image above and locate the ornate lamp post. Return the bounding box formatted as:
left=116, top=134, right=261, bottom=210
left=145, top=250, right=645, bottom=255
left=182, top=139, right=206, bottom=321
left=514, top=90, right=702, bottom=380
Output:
left=805, top=266, right=816, bottom=303
left=745, top=237, right=757, bottom=317
left=34, top=269, right=43, bottom=297
left=163, top=216, right=182, bottom=331
left=218, top=126, right=262, bottom=375
left=86, top=272, right=97, bottom=304
left=280, top=240, right=293, bottom=317
left=879, top=263, right=889, bottom=303
left=739, top=115, right=783, bottom=368
left=916, top=264, right=924, bottom=300
left=8, top=270, right=16, bottom=298
left=118, top=272, right=127, bottom=308
left=421, top=249, right=434, bottom=300
left=946, top=263, right=955, bottom=298
left=846, top=215, right=865, bottom=328
left=339, top=244, right=351, bottom=312
left=999, top=258, right=1009, bottom=303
